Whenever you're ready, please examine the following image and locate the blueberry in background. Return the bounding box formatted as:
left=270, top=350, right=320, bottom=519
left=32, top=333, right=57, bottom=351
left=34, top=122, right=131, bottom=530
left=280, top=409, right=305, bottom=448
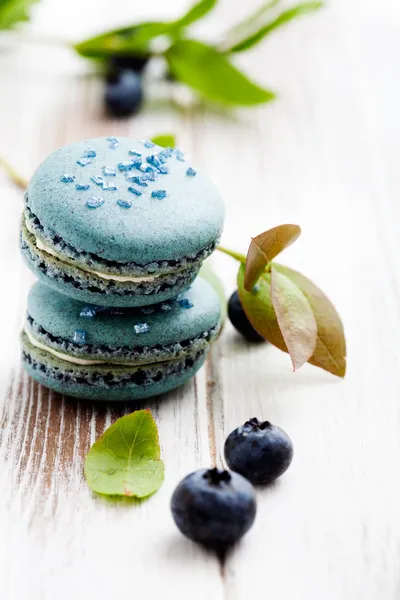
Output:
left=224, top=418, right=294, bottom=485
left=170, top=468, right=256, bottom=550
left=228, top=290, right=265, bottom=342
left=109, top=54, right=150, bottom=74
left=105, top=70, right=143, bottom=118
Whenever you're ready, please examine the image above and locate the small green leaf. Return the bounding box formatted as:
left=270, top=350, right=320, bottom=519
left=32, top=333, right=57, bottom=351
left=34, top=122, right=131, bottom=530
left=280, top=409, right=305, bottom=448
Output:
left=199, top=260, right=227, bottom=324
left=85, top=410, right=164, bottom=498
left=165, top=40, right=275, bottom=106
left=228, top=2, right=323, bottom=53
left=270, top=266, right=317, bottom=370
left=74, top=22, right=172, bottom=59
left=174, top=0, right=218, bottom=29
left=0, top=0, right=39, bottom=30
left=244, top=224, right=301, bottom=291
left=274, top=264, right=346, bottom=377
left=151, top=134, right=176, bottom=148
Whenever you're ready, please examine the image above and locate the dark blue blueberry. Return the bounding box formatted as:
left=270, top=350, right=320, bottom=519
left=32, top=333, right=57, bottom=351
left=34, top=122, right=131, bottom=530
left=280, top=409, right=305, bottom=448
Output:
left=227, top=290, right=265, bottom=342
left=170, top=468, right=256, bottom=550
left=224, top=418, right=294, bottom=485
left=108, top=54, right=149, bottom=75
left=105, top=70, right=143, bottom=118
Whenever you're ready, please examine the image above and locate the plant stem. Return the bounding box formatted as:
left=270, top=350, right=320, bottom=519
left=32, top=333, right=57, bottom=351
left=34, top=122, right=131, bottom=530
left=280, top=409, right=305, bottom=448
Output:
left=0, top=156, right=28, bottom=189
left=217, top=245, right=246, bottom=263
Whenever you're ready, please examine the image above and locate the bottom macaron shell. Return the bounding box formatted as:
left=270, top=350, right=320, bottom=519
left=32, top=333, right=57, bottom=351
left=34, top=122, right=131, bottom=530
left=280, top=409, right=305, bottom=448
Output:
left=20, top=224, right=199, bottom=308
left=21, top=332, right=207, bottom=401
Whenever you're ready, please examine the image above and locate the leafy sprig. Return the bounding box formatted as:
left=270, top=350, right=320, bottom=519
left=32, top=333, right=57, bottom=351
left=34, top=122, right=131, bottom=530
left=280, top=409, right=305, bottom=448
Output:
left=219, top=224, right=346, bottom=377
left=74, top=0, right=323, bottom=108
left=0, top=0, right=39, bottom=30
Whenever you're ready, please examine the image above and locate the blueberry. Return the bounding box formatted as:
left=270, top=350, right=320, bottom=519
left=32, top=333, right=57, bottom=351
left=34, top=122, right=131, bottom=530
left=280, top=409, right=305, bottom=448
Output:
left=228, top=290, right=264, bottom=342
left=224, top=418, right=293, bottom=485
left=109, top=55, right=149, bottom=74
left=105, top=70, right=143, bottom=118
left=170, top=468, right=256, bottom=550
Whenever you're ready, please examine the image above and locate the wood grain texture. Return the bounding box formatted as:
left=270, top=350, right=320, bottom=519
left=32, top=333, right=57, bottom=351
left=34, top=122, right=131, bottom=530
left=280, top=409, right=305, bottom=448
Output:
left=1, top=0, right=400, bottom=598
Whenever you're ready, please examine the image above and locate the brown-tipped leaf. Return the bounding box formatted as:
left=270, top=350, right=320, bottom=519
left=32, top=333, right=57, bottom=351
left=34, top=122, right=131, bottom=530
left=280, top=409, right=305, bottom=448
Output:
left=244, top=224, right=301, bottom=291
left=274, top=264, right=347, bottom=377
left=270, top=266, right=317, bottom=370
left=238, top=263, right=346, bottom=377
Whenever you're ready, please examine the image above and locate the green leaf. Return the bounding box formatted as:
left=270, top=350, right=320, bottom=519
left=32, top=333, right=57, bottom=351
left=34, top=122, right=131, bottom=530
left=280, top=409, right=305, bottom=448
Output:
left=174, top=0, right=218, bottom=28
left=0, top=0, right=39, bottom=30
left=238, top=263, right=286, bottom=352
left=270, top=266, right=316, bottom=370
left=274, top=264, right=346, bottom=377
left=75, top=22, right=172, bottom=59
left=165, top=40, right=275, bottom=106
left=74, top=0, right=218, bottom=60
left=244, top=224, right=301, bottom=291
left=220, top=0, right=280, bottom=51
left=228, top=2, right=324, bottom=53
left=199, top=260, right=227, bottom=324
left=151, top=134, right=176, bottom=148
left=84, top=410, right=164, bottom=498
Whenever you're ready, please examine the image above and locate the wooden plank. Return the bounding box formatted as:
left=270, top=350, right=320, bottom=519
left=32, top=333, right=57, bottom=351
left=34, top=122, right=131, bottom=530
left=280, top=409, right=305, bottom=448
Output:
left=1, top=0, right=400, bottom=598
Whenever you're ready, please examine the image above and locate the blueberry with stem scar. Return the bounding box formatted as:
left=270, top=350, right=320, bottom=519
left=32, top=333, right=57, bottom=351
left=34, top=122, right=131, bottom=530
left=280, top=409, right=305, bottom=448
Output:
left=224, top=418, right=294, bottom=485
left=170, top=468, right=256, bottom=551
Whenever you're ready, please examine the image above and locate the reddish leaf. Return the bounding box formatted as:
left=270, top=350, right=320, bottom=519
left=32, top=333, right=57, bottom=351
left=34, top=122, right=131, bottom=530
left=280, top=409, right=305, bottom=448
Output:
left=270, top=266, right=317, bottom=370
left=274, top=264, right=346, bottom=377
left=244, top=224, right=301, bottom=291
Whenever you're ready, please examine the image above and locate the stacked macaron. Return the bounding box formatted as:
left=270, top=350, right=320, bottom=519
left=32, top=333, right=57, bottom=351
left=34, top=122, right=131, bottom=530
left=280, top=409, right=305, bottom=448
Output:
left=20, top=137, right=224, bottom=400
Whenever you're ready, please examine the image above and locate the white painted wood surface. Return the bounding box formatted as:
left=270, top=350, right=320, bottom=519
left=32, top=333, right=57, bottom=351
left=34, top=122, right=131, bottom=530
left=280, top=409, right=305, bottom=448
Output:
left=1, top=0, right=399, bottom=598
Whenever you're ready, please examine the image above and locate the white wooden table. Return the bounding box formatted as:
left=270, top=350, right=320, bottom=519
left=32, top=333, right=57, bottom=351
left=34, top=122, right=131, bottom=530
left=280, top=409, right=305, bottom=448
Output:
left=1, top=0, right=399, bottom=598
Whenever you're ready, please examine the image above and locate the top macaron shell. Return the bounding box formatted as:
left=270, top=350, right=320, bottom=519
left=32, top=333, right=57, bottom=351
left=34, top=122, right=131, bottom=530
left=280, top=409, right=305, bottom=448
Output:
left=26, top=138, right=225, bottom=266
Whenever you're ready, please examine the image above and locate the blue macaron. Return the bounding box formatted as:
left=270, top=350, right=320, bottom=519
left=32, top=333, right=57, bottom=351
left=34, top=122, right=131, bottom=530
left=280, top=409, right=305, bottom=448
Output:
left=20, top=137, right=224, bottom=307
left=21, top=277, right=221, bottom=401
